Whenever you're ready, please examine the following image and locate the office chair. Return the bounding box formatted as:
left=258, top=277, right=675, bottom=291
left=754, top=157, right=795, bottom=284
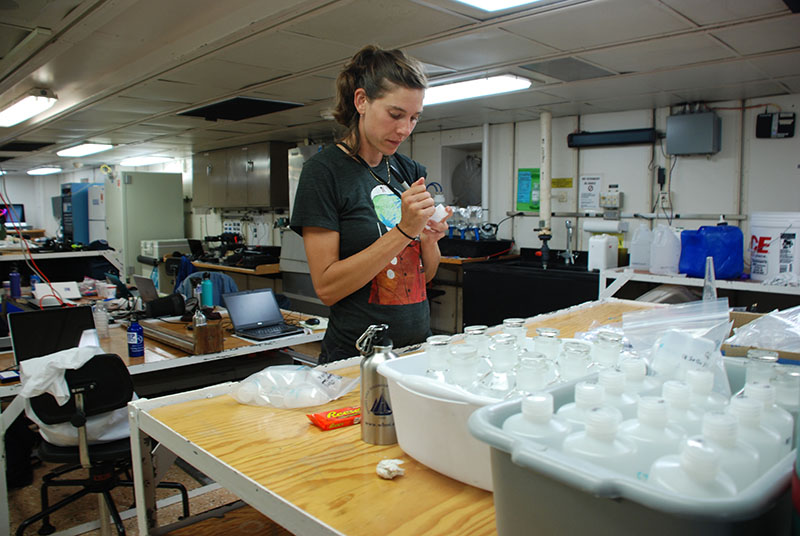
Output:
left=16, top=354, right=189, bottom=536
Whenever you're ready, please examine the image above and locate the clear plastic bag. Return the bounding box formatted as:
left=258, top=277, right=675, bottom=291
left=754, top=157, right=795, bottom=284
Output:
left=231, top=365, right=360, bottom=409
left=725, top=304, right=800, bottom=353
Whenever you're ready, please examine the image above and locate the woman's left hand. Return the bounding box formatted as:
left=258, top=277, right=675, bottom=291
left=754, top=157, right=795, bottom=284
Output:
left=420, top=206, right=453, bottom=247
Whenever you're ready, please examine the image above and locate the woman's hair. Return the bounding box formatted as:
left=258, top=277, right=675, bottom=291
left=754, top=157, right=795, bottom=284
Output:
left=334, top=45, right=427, bottom=153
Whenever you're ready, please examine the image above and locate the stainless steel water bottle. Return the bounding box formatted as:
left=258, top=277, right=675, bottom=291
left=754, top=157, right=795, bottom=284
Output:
left=357, top=324, right=397, bottom=445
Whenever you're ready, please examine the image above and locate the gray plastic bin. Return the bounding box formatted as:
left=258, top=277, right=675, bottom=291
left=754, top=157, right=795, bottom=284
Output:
left=468, top=358, right=794, bottom=535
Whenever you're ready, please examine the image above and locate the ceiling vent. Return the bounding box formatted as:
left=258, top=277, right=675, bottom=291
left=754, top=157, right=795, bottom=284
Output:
left=178, top=97, right=302, bottom=122
left=0, top=141, right=54, bottom=152
left=520, top=58, right=615, bottom=82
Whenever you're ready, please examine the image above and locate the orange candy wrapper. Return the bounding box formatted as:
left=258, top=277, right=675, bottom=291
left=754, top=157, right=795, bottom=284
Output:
left=307, top=406, right=361, bottom=431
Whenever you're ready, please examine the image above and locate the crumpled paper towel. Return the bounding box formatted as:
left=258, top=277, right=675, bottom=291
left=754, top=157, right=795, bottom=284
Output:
left=376, top=459, right=405, bottom=480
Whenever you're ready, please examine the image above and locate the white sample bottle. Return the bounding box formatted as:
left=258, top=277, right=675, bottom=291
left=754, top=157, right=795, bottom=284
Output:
left=598, top=369, right=637, bottom=420
left=502, top=393, right=572, bottom=449
left=618, top=396, right=686, bottom=482
left=727, top=397, right=784, bottom=474
left=628, top=224, right=652, bottom=270
left=649, top=438, right=737, bottom=498
left=556, top=381, right=606, bottom=431
left=619, top=357, right=659, bottom=396
left=663, top=380, right=703, bottom=436
left=562, top=406, right=636, bottom=475
left=701, top=411, right=761, bottom=491
left=744, top=382, right=794, bottom=453
left=686, top=369, right=728, bottom=415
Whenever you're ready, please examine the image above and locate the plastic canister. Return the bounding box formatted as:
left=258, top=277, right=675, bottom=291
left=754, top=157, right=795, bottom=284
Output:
left=679, top=225, right=744, bottom=279
left=628, top=224, right=652, bottom=270
left=649, top=225, right=681, bottom=275
left=588, top=234, right=618, bottom=271
left=748, top=212, right=800, bottom=283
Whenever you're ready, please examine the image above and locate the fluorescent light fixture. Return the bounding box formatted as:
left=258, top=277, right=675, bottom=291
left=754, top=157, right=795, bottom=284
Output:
left=0, top=89, right=58, bottom=128
left=119, top=156, right=172, bottom=167
left=453, top=0, right=544, bottom=11
left=57, top=143, right=114, bottom=158
left=423, top=75, right=532, bottom=106
left=27, top=166, right=62, bottom=176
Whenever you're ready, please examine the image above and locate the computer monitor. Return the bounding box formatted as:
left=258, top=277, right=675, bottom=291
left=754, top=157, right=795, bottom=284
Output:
left=8, top=305, right=95, bottom=366
left=3, top=204, right=25, bottom=224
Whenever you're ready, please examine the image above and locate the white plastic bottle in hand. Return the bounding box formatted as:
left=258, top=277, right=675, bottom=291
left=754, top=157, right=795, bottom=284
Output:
left=649, top=438, right=737, bottom=498
left=502, top=393, right=571, bottom=449
left=556, top=381, right=605, bottom=431
left=686, top=369, right=728, bottom=415
left=562, top=406, right=636, bottom=475
left=598, top=369, right=637, bottom=419
left=662, top=380, right=703, bottom=436
left=727, top=397, right=784, bottom=473
left=701, top=411, right=760, bottom=491
left=744, top=382, right=794, bottom=453
left=618, top=396, right=686, bottom=481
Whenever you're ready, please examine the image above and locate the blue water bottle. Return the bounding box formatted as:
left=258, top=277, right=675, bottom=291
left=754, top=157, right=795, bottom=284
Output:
left=201, top=272, right=213, bottom=308
left=9, top=266, right=21, bottom=299
left=127, top=315, right=144, bottom=358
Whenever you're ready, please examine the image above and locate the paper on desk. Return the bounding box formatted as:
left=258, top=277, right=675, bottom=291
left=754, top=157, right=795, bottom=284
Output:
left=144, top=347, right=176, bottom=363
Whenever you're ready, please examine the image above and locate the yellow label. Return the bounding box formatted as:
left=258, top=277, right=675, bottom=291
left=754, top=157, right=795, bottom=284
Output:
left=551, top=177, right=573, bottom=189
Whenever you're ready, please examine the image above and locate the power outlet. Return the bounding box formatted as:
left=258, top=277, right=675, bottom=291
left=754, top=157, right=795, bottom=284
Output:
left=658, top=190, right=674, bottom=210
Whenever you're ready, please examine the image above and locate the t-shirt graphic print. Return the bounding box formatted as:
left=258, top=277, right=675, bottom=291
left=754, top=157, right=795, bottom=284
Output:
left=368, top=184, right=427, bottom=306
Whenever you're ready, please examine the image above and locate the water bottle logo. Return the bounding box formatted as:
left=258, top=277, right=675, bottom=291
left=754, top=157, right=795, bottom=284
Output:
left=127, top=332, right=143, bottom=345
left=369, top=394, right=392, bottom=416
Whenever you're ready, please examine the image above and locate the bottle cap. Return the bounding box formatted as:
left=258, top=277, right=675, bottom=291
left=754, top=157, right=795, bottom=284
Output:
left=686, top=369, right=714, bottom=395
left=598, top=369, right=626, bottom=395
left=662, top=380, right=690, bottom=408
left=745, top=381, right=777, bottom=405
left=679, top=438, right=720, bottom=483
left=620, top=357, right=647, bottom=382
left=637, top=396, right=668, bottom=426
left=728, top=396, right=762, bottom=425
left=584, top=406, right=622, bottom=440
left=575, top=381, right=605, bottom=408
left=522, top=393, right=554, bottom=422
left=702, top=411, right=738, bottom=446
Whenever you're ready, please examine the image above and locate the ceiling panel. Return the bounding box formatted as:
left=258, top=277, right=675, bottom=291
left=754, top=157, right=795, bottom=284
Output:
left=500, top=0, right=692, bottom=52
left=578, top=34, right=735, bottom=73
left=253, top=75, right=336, bottom=103
left=635, top=60, right=768, bottom=92
left=712, top=16, right=800, bottom=55
left=541, top=75, right=660, bottom=101
left=408, top=28, right=556, bottom=71
left=161, top=59, right=290, bottom=92
left=90, top=96, right=184, bottom=115
left=748, top=51, right=800, bottom=78
left=660, top=0, right=789, bottom=25
left=673, top=80, right=789, bottom=103
left=780, top=76, right=800, bottom=93
left=119, top=79, right=224, bottom=104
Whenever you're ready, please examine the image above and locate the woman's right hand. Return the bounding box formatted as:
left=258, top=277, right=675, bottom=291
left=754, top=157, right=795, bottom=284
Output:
left=399, top=177, right=435, bottom=236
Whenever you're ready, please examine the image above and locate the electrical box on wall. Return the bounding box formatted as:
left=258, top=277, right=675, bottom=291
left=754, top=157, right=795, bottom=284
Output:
left=666, top=112, right=721, bottom=155
left=756, top=112, right=795, bottom=138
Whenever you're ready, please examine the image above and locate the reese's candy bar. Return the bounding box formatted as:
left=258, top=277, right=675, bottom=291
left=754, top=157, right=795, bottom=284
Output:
left=307, top=406, right=361, bottom=431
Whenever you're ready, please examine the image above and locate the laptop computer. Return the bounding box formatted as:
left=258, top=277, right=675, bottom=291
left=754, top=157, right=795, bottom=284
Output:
left=33, top=281, right=81, bottom=303
left=222, top=288, right=304, bottom=341
left=132, top=274, right=159, bottom=303
left=8, top=305, right=96, bottom=366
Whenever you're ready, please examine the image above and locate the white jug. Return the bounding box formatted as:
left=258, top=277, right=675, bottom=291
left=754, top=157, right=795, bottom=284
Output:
left=629, top=224, right=652, bottom=270
left=649, top=225, right=681, bottom=274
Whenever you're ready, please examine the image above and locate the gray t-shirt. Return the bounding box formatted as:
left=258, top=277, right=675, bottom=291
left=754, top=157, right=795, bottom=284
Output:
left=290, top=144, right=430, bottom=355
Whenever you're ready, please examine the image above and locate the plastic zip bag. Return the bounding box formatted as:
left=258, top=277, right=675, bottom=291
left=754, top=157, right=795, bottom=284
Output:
left=231, top=365, right=360, bottom=409
left=725, top=304, right=800, bottom=353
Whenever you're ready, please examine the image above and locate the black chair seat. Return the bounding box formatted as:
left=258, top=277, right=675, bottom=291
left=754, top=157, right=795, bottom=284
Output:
left=37, top=437, right=131, bottom=464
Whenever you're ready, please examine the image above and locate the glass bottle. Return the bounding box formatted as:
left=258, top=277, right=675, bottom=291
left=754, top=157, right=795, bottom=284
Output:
left=516, top=350, right=558, bottom=393
left=502, top=317, right=527, bottom=349
left=533, top=327, right=561, bottom=360
left=592, top=331, right=623, bottom=368
left=447, top=343, right=479, bottom=389
left=478, top=333, right=518, bottom=396
left=558, top=341, right=592, bottom=381
left=463, top=325, right=490, bottom=357
left=425, top=335, right=451, bottom=382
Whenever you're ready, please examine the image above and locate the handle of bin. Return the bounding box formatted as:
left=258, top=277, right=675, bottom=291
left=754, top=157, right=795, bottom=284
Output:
left=396, top=375, right=495, bottom=406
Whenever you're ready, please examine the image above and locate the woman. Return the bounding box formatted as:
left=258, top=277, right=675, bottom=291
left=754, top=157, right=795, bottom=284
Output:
left=290, top=45, right=451, bottom=363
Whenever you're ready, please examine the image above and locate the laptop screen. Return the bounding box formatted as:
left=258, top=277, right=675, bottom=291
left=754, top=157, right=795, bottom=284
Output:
left=8, top=305, right=95, bottom=365
left=132, top=275, right=158, bottom=303
left=223, top=288, right=284, bottom=331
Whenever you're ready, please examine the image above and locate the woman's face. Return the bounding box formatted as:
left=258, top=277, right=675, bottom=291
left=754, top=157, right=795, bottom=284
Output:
left=355, top=85, right=424, bottom=161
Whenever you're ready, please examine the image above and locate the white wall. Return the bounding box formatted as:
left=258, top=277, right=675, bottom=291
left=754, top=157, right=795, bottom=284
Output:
left=410, top=93, right=800, bottom=254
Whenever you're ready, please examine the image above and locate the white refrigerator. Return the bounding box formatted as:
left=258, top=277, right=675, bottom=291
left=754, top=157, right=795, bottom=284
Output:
left=105, top=171, right=184, bottom=281
left=88, top=184, right=106, bottom=243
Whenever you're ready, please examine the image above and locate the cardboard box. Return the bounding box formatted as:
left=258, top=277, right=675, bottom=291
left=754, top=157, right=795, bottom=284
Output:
left=721, top=311, right=800, bottom=362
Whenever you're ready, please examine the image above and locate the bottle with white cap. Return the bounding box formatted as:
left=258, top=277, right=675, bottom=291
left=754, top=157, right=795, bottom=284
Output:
left=556, top=381, right=606, bottom=431
left=701, top=411, right=760, bottom=491
left=649, top=438, right=737, bottom=497
left=618, top=396, right=686, bottom=481
left=619, top=357, right=659, bottom=396
left=662, top=380, right=703, bottom=436
left=598, top=369, right=637, bottom=419
left=502, top=393, right=572, bottom=449
left=562, top=406, right=637, bottom=474
left=772, top=367, right=800, bottom=422
left=727, top=397, right=784, bottom=473
left=686, top=369, right=728, bottom=415
left=744, top=382, right=794, bottom=453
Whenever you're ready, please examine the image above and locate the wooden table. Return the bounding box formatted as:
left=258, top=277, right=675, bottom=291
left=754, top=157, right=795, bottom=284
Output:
left=129, top=299, right=657, bottom=536
left=192, top=261, right=280, bottom=276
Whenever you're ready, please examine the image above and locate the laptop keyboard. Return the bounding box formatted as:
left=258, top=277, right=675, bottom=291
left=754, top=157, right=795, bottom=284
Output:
left=245, top=323, right=298, bottom=338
